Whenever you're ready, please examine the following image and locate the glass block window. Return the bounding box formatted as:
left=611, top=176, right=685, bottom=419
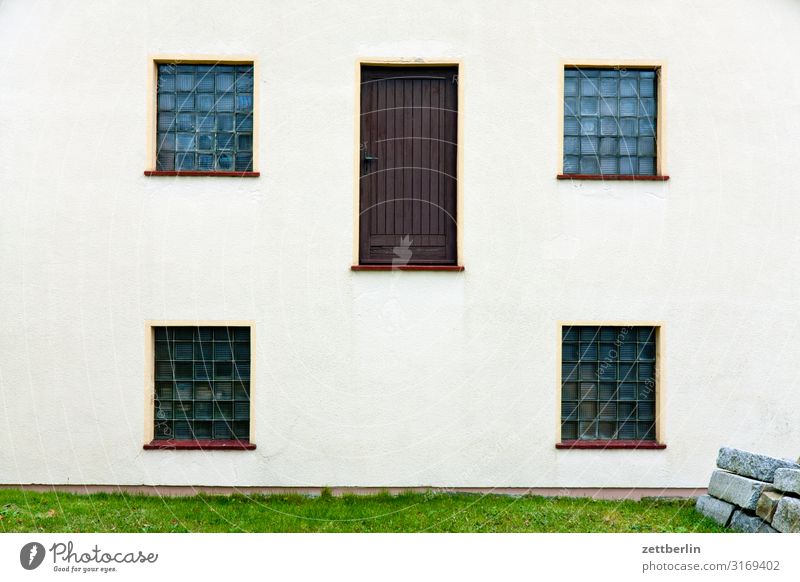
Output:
left=561, top=326, right=657, bottom=441
left=156, top=63, right=254, bottom=172
left=153, top=326, right=251, bottom=441
left=563, top=67, right=658, bottom=176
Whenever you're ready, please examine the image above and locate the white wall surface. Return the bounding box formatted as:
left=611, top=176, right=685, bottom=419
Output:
left=0, top=0, right=799, bottom=487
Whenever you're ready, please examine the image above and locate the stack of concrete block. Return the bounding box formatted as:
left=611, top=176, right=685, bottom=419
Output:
left=695, top=447, right=800, bottom=533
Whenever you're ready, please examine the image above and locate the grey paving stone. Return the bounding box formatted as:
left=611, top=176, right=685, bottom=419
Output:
left=772, top=496, right=800, bottom=533
left=756, top=491, right=784, bottom=522
left=773, top=468, right=800, bottom=496
left=707, top=469, right=773, bottom=510
left=716, top=447, right=798, bottom=483
left=730, top=510, right=778, bottom=533
left=695, top=495, right=735, bottom=526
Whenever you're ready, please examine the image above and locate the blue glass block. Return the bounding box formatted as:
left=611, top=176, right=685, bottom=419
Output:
left=599, top=137, right=617, bottom=155
left=196, top=73, right=215, bottom=93
left=176, top=64, right=195, bottom=73
left=176, top=73, right=194, bottom=92
left=234, top=381, right=250, bottom=400
left=238, top=134, right=252, bottom=151
left=637, top=327, right=654, bottom=342
left=194, top=401, right=213, bottom=420
left=619, top=156, right=637, bottom=175
left=579, top=117, right=598, bottom=135
left=564, top=117, right=580, bottom=136
left=234, top=362, right=251, bottom=380
left=236, top=94, right=253, bottom=111
left=599, top=382, right=617, bottom=400
left=218, top=153, right=233, bottom=170
left=580, top=363, right=596, bottom=380
left=562, top=402, right=579, bottom=421
left=580, top=327, right=599, bottom=341
left=155, top=400, right=172, bottom=420
left=213, top=421, right=233, bottom=440
left=215, top=362, right=233, bottom=380
left=580, top=156, right=599, bottom=174
left=562, top=363, right=578, bottom=381
left=562, top=343, right=579, bottom=361
left=155, top=342, right=171, bottom=360
left=158, top=93, right=175, bottom=111
left=217, top=133, right=234, bottom=151
left=176, top=133, right=195, bottom=151
left=599, top=401, right=617, bottom=420
left=214, top=342, right=233, bottom=361
left=618, top=422, right=636, bottom=439
left=579, top=421, right=598, bottom=440
left=176, top=113, right=194, bottom=131
left=580, top=342, right=597, bottom=359
left=639, top=99, right=656, bottom=117
left=638, top=422, right=655, bottom=440
left=564, top=97, right=578, bottom=115
left=599, top=99, right=617, bottom=116
left=619, top=118, right=638, bottom=136
left=638, top=402, right=655, bottom=421
left=175, top=401, right=192, bottom=420
left=580, top=137, right=598, bottom=155
left=600, top=77, right=617, bottom=97
left=598, top=364, right=616, bottom=380
left=156, top=152, right=175, bottom=171
left=236, top=70, right=254, bottom=92
left=235, top=113, right=253, bottom=131
left=639, top=118, right=656, bottom=136
left=600, top=157, right=618, bottom=174
left=197, top=115, right=215, bottom=132
left=563, top=156, right=579, bottom=173
left=234, top=342, right=250, bottom=360
left=600, top=118, right=617, bottom=136
left=619, top=402, right=636, bottom=421
left=175, top=153, right=195, bottom=171
left=196, top=94, right=214, bottom=112
left=638, top=383, right=655, bottom=400
left=173, top=421, right=192, bottom=440
left=235, top=402, right=250, bottom=420
left=581, top=78, right=599, bottom=96
left=620, top=77, right=638, bottom=97
left=564, top=69, right=580, bottom=77
left=619, top=98, right=637, bottom=116
left=158, top=112, right=175, bottom=131
left=155, top=361, right=173, bottom=379
left=217, top=114, right=233, bottom=131
left=639, top=363, right=655, bottom=381
left=619, top=342, right=637, bottom=360
left=157, top=133, right=175, bottom=152
left=563, top=327, right=579, bottom=341
left=216, top=93, right=234, bottom=112
left=580, top=97, right=599, bottom=115
left=619, top=138, right=637, bottom=156
left=197, top=134, right=214, bottom=151
left=561, top=422, right=578, bottom=440
left=619, top=363, right=635, bottom=381
left=562, top=382, right=579, bottom=400
left=158, top=73, right=175, bottom=92
left=175, top=381, right=193, bottom=399
left=564, top=136, right=580, bottom=155
left=598, top=343, right=616, bottom=360
left=579, top=401, right=597, bottom=420
left=564, top=77, right=578, bottom=96
left=214, top=382, right=233, bottom=400
left=175, top=342, right=193, bottom=360
left=598, top=421, right=616, bottom=439
left=640, top=77, right=655, bottom=97
left=638, top=341, right=656, bottom=360
left=176, top=93, right=195, bottom=112
left=638, top=137, right=655, bottom=156
left=235, top=153, right=253, bottom=172
left=216, top=73, right=234, bottom=92
left=198, top=154, right=214, bottom=171
left=600, top=327, right=617, bottom=341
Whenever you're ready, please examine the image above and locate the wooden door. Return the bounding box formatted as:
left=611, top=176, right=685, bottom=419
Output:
left=359, top=66, right=458, bottom=265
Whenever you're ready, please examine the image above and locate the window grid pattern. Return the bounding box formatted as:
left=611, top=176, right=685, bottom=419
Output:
left=561, top=326, right=656, bottom=441
left=156, top=64, right=254, bottom=172
left=563, top=67, right=657, bottom=176
left=154, top=326, right=251, bottom=441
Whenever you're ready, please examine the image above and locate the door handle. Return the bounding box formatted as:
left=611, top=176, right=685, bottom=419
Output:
left=364, top=154, right=379, bottom=161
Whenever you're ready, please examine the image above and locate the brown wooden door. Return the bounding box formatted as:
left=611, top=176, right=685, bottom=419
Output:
left=359, top=66, right=458, bottom=265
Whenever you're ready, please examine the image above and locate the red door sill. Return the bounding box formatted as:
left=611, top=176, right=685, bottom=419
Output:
left=143, top=440, right=256, bottom=450
left=556, top=440, right=666, bottom=450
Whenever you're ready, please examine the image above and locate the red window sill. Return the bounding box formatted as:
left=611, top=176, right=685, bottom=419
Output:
left=143, top=171, right=260, bottom=178
left=351, top=265, right=464, bottom=271
left=557, top=174, right=669, bottom=181
left=556, top=440, right=666, bottom=450
left=143, top=440, right=256, bottom=450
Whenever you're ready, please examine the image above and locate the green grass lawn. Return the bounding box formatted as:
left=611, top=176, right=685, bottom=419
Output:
left=0, top=489, right=726, bottom=533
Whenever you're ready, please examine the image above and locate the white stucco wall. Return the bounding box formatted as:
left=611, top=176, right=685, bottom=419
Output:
left=0, top=0, right=798, bottom=488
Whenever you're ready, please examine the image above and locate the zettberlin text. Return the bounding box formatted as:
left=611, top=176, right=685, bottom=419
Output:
left=642, top=544, right=701, bottom=554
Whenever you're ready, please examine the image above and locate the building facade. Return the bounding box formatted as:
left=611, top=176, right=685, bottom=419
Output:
left=1, top=0, right=798, bottom=493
